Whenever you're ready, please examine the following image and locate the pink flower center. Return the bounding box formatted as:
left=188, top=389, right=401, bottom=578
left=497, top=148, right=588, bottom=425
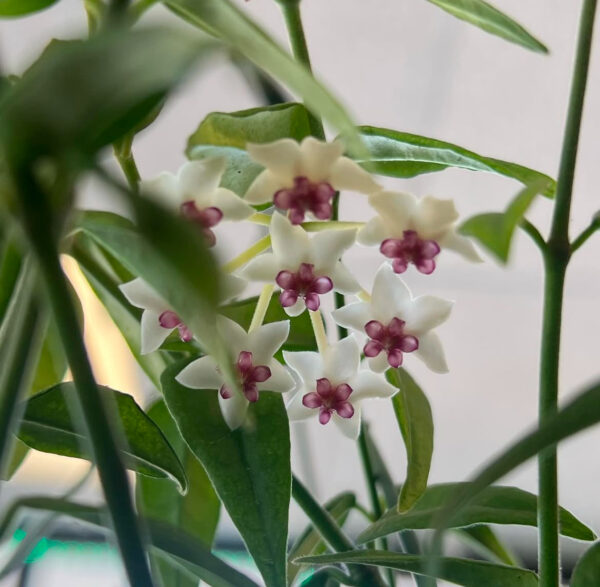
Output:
left=180, top=201, right=223, bottom=247
left=302, top=378, right=355, bottom=425
left=274, top=176, right=336, bottom=225
left=158, top=311, right=192, bottom=343
left=363, top=318, right=419, bottom=368
left=380, top=230, right=440, bottom=274
left=219, top=351, right=272, bottom=403
left=276, top=262, right=333, bottom=312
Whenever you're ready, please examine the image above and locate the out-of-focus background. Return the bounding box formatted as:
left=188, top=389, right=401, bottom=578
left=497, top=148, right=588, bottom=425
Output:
left=1, top=0, right=599, bottom=585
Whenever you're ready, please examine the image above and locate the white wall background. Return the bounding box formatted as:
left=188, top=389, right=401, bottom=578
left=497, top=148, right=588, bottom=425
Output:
left=1, top=0, right=599, bottom=584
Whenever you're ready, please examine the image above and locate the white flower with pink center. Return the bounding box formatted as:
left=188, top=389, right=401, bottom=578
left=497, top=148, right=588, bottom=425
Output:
left=240, top=212, right=360, bottom=316
left=176, top=317, right=295, bottom=429
left=284, top=336, right=397, bottom=439
left=119, top=274, right=246, bottom=355
left=358, top=191, right=481, bottom=274
left=142, top=157, right=254, bottom=246
left=332, top=264, right=453, bottom=373
left=244, top=137, right=381, bottom=224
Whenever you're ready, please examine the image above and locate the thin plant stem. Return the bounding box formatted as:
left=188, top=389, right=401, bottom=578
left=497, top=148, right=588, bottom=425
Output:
left=538, top=1, right=597, bottom=585
left=520, top=219, right=547, bottom=253
left=249, top=284, right=274, bottom=332
left=116, top=149, right=141, bottom=193
left=571, top=217, right=600, bottom=253
left=222, top=235, right=271, bottom=273
left=308, top=309, right=328, bottom=355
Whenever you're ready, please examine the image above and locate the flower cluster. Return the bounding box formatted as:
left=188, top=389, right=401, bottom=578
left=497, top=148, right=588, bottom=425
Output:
left=120, top=137, right=480, bottom=438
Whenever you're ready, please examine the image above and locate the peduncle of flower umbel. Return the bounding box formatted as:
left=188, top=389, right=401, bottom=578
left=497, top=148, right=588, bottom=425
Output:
left=358, top=191, right=481, bottom=274
left=141, top=157, right=253, bottom=247
left=333, top=264, right=453, bottom=373
left=244, top=137, right=380, bottom=224
left=240, top=212, right=359, bottom=316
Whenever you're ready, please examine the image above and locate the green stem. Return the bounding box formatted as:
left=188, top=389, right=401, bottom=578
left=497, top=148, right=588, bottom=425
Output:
left=308, top=309, right=328, bottom=355
left=116, top=150, right=141, bottom=193
left=571, top=217, right=600, bottom=253
left=520, top=219, right=546, bottom=254
left=248, top=284, right=274, bottom=332
left=222, top=235, right=271, bottom=273
left=14, top=168, right=154, bottom=586
left=538, top=2, right=596, bottom=585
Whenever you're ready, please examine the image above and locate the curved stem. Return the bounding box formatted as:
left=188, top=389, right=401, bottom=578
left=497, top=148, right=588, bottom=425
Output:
left=222, top=235, right=271, bottom=273
left=309, top=309, right=328, bottom=355
left=249, top=284, right=274, bottom=332
left=571, top=218, right=600, bottom=253
left=520, top=219, right=546, bottom=254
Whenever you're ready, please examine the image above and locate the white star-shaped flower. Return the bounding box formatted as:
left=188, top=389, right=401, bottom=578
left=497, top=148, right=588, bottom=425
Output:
left=332, top=264, right=453, bottom=373
left=240, top=212, right=359, bottom=316
left=142, top=157, right=254, bottom=246
left=176, top=317, right=295, bottom=429
left=244, top=137, right=381, bottom=224
left=119, top=274, right=246, bottom=355
left=358, top=191, right=481, bottom=274
left=284, top=336, right=397, bottom=439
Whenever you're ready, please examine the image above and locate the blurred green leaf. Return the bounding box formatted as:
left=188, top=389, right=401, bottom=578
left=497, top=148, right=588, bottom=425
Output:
left=358, top=483, right=595, bottom=544
left=287, top=492, right=356, bottom=586
left=296, top=550, right=539, bottom=587
left=387, top=368, right=434, bottom=512
left=424, top=0, right=547, bottom=53
left=0, top=237, right=22, bottom=322
left=460, top=182, right=545, bottom=263
left=162, top=359, right=291, bottom=587
left=17, top=382, right=188, bottom=491
left=456, top=525, right=519, bottom=566
left=571, top=541, right=600, bottom=587
left=351, top=126, right=555, bottom=197
left=137, top=400, right=220, bottom=587
left=0, top=0, right=58, bottom=17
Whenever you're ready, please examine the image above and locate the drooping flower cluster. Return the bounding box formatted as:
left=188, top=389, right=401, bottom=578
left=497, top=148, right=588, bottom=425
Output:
left=120, top=137, right=480, bottom=436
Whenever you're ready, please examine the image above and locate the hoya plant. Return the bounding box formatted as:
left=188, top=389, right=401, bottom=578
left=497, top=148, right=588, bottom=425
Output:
left=0, top=0, right=598, bottom=586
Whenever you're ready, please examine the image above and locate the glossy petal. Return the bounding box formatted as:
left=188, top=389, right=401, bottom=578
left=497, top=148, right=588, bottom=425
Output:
left=329, top=156, right=381, bottom=194
left=311, top=229, right=357, bottom=271
left=262, top=360, right=295, bottom=393
left=367, top=352, right=390, bottom=373
left=270, top=212, right=310, bottom=268
left=324, top=336, right=360, bottom=384
left=218, top=390, right=249, bottom=430
left=247, top=139, right=302, bottom=180
left=248, top=321, right=290, bottom=364
left=414, top=331, right=449, bottom=373
left=179, top=158, right=226, bottom=203
left=141, top=172, right=180, bottom=210
left=329, top=263, right=361, bottom=294
left=176, top=355, right=223, bottom=389
left=283, top=298, right=306, bottom=317
left=244, top=170, right=284, bottom=204
left=331, top=302, right=371, bottom=333
left=283, top=350, right=323, bottom=386
left=299, top=137, right=345, bottom=181
left=357, top=216, right=387, bottom=246
left=369, top=191, right=415, bottom=233
left=119, top=278, right=166, bottom=314
left=214, top=187, right=254, bottom=221
left=240, top=254, right=280, bottom=282
left=414, top=196, right=459, bottom=236
left=440, top=230, right=483, bottom=262
left=216, top=316, right=248, bottom=355
left=371, top=264, right=412, bottom=322
left=221, top=273, right=247, bottom=301
left=351, top=370, right=397, bottom=400
left=140, top=310, right=172, bottom=354
left=333, top=407, right=362, bottom=440
left=405, top=295, right=453, bottom=335
left=286, top=389, right=315, bottom=421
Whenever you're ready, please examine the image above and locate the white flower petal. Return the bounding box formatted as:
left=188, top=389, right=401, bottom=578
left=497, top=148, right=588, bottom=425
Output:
left=244, top=170, right=284, bottom=205
left=219, top=391, right=249, bottom=430
left=248, top=321, right=290, bottom=364
left=329, top=157, right=381, bottom=194
left=299, top=137, right=345, bottom=181
left=175, top=355, right=222, bottom=389
left=119, top=278, right=166, bottom=313
left=414, top=331, right=449, bottom=373
left=330, top=263, right=361, bottom=294
left=331, top=302, right=371, bottom=333
left=333, top=408, right=362, bottom=440
left=367, top=352, right=390, bottom=373
left=283, top=298, right=306, bottom=317
left=369, top=191, right=415, bottom=233
left=351, top=370, right=397, bottom=400
left=371, top=264, right=412, bottom=322
left=283, top=350, right=323, bottom=385
left=405, top=296, right=453, bottom=335
left=414, top=196, right=459, bottom=236
left=179, top=158, right=226, bottom=203
left=140, top=310, right=172, bottom=354
left=141, top=172, right=181, bottom=210
left=240, top=254, right=279, bottom=283
left=440, top=230, right=483, bottom=262
left=261, top=361, right=295, bottom=393
left=216, top=316, right=248, bottom=355
left=214, top=187, right=254, bottom=221
left=270, top=212, right=310, bottom=268
left=311, top=229, right=356, bottom=271
left=221, top=274, right=247, bottom=302
left=286, top=389, right=315, bottom=421
left=324, top=336, right=360, bottom=383
left=247, top=139, right=302, bottom=180
left=357, top=217, right=387, bottom=246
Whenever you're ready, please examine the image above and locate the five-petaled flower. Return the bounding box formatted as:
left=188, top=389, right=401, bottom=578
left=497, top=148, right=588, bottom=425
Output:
left=142, top=157, right=254, bottom=246
left=244, top=137, right=380, bottom=224
left=240, top=212, right=360, bottom=316
left=176, top=317, right=295, bottom=429
left=332, top=264, right=453, bottom=373
left=358, top=191, right=481, bottom=274
left=285, top=336, right=397, bottom=439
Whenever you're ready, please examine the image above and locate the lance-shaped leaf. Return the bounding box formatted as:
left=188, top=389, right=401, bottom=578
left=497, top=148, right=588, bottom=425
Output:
left=424, top=0, right=547, bottom=53
left=387, top=368, right=434, bottom=512
left=296, top=550, right=539, bottom=587
left=456, top=525, right=518, bottom=566
left=460, top=182, right=545, bottom=263
left=350, top=126, right=555, bottom=197
left=162, top=359, right=291, bottom=587
left=358, top=483, right=595, bottom=543
left=0, top=0, right=58, bottom=16
left=17, top=382, right=188, bottom=492
left=571, top=541, right=600, bottom=587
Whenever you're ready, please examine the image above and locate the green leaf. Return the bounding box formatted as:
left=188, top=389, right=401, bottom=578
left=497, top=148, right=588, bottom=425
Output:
left=162, top=359, right=291, bottom=587
left=459, top=182, right=544, bottom=263
left=137, top=400, right=220, bottom=587
left=571, top=541, right=600, bottom=587
left=296, top=550, right=539, bottom=587
left=351, top=126, right=556, bottom=197
left=0, top=236, right=22, bottom=322
left=359, top=483, right=595, bottom=544
left=387, top=368, right=434, bottom=512
left=17, top=382, right=188, bottom=492
left=0, top=0, right=58, bottom=17
left=456, top=525, right=519, bottom=566
left=287, top=492, right=356, bottom=586
left=164, top=0, right=364, bottom=153
left=424, top=0, right=547, bottom=53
